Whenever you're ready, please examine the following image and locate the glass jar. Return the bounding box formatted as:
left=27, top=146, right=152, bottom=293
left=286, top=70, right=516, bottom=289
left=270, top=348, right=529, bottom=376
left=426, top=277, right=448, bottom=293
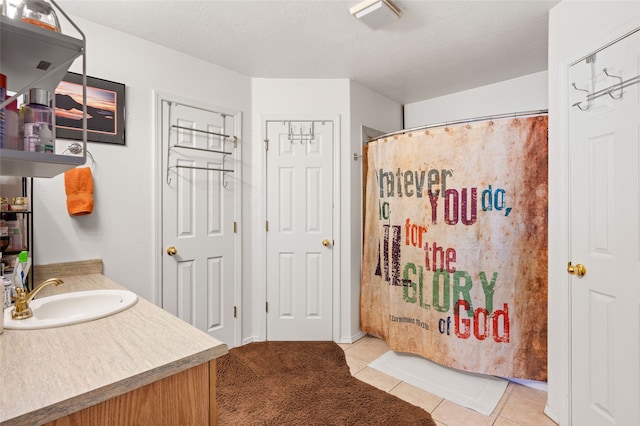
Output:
left=11, top=196, right=29, bottom=212
left=16, top=0, right=60, bottom=32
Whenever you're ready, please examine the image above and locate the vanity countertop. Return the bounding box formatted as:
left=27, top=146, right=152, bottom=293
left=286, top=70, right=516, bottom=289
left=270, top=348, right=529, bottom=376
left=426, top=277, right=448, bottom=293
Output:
left=0, top=273, right=228, bottom=426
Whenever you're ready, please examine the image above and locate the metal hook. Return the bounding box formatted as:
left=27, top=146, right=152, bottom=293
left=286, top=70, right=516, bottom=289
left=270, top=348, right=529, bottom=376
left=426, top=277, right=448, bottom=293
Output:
left=571, top=83, right=591, bottom=111
left=602, top=68, right=623, bottom=99
left=223, top=172, right=229, bottom=189
left=63, top=142, right=95, bottom=169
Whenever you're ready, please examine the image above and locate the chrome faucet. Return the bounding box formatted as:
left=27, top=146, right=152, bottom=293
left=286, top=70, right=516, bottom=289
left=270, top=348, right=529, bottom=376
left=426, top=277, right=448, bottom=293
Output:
left=11, top=278, right=64, bottom=320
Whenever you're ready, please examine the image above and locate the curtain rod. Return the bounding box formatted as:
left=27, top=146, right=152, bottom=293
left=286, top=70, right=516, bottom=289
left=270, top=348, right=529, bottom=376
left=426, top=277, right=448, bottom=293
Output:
left=368, top=109, right=548, bottom=142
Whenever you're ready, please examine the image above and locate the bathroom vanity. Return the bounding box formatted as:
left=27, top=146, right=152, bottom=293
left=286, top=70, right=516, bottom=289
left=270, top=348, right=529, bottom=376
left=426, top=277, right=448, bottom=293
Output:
left=0, top=273, right=228, bottom=425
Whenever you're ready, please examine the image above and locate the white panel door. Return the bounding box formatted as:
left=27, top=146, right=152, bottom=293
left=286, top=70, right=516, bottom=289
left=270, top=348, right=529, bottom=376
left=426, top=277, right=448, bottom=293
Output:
left=161, top=98, right=239, bottom=347
left=266, top=121, right=333, bottom=341
left=569, top=29, right=640, bottom=425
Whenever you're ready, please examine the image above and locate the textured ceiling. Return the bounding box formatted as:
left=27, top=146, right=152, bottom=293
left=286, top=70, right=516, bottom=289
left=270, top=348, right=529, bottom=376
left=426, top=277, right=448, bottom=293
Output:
left=56, top=0, right=560, bottom=104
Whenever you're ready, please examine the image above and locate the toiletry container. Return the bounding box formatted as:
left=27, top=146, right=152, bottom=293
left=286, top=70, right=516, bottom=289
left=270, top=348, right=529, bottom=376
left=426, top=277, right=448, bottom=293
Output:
left=15, top=0, right=60, bottom=32
left=3, top=96, right=19, bottom=150
left=10, top=227, right=21, bottom=251
left=0, top=283, right=3, bottom=334
left=0, top=74, right=6, bottom=149
left=3, top=275, right=11, bottom=308
left=12, top=250, right=29, bottom=290
left=0, top=226, right=8, bottom=253
left=19, top=88, right=54, bottom=153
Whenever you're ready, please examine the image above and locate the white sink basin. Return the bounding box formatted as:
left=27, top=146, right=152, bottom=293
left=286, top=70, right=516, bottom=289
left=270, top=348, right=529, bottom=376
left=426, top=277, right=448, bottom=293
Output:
left=3, top=289, right=138, bottom=330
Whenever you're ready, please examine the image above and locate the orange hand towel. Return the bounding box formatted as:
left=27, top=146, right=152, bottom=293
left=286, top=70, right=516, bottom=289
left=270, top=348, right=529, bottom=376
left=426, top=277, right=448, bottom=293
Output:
left=64, top=167, right=94, bottom=216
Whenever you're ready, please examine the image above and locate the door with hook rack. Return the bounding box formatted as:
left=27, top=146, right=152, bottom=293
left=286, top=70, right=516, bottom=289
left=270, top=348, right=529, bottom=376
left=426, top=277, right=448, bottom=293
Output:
left=159, top=96, right=242, bottom=347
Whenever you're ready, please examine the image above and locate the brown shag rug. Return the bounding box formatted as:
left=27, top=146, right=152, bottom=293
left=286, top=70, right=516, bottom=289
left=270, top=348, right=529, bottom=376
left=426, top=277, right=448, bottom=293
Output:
left=216, top=341, right=437, bottom=425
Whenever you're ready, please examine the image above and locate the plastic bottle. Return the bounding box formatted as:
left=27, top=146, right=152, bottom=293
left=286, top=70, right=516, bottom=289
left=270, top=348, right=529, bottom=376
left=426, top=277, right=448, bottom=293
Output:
left=19, top=88, right=54, bottom=153
left=10, top=226, right=22, bottom=251
left=12, top=250, right=30, bottom=290
left=0, top=73, right=6, bottom=149
left=3, top=96, right=19, bottom=150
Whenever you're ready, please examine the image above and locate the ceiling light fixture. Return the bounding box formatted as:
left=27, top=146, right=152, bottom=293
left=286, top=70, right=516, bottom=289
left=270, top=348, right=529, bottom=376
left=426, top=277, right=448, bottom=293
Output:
left=350, top=0, right=403, bottom=30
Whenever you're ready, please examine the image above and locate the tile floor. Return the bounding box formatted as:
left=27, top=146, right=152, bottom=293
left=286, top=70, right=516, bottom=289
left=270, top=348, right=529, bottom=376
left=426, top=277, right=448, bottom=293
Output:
left=338, top=335, right=557, bottom=426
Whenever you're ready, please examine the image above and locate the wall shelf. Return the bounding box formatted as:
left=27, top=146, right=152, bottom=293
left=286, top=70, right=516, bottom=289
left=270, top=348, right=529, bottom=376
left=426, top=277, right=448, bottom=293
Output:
left=0, top=6, right=87, bottom=178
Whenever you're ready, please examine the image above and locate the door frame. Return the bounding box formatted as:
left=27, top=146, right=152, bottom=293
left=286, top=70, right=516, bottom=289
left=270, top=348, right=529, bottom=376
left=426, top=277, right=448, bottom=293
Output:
left=259, top=113, right=341, bottom=342
left=552, top=21, right=640, bottom=426
left=153, top=90, right=243, bottom=346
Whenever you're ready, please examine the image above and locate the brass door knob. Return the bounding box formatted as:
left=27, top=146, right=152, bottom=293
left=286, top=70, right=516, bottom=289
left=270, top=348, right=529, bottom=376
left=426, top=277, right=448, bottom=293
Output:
left=322, top=239, right=331, bottom=247
left=167, top=246, right=178, bottom=256
left=567, top=262, right=586, bottom=277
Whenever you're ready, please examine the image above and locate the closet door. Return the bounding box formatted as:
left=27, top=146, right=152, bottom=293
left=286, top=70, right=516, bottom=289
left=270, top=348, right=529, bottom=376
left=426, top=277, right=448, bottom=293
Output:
left=265, top=120, right=334, bottom=341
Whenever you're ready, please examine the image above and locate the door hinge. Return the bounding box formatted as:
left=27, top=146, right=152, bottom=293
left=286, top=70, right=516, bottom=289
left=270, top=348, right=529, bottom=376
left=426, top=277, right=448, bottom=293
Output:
left=264, top=138, right=269, bottom=151
left=233, top=306, right=237, bottom=318
left=266, top=220, right=269, bottom=232
left=233, top=136, right=238, bottom=148
left=266, top=301, right=269, bottom=313
left=234, top=221, right=237, bottom=233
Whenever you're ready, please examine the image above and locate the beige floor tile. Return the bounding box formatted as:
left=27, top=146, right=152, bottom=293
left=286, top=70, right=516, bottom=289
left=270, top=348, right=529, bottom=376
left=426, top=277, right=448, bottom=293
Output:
left=493, top=417, right=524, bottom=426
left=499, top=385, right=555, bottom=426
left=344, top=350, right=369, bottom=375
left=509, top=383, right=549, bottom=406
left=389, top=381, right=443, bottom=413
left=345, top=334, right=391, bottom=363
left=490, top=382, right=515, bottom=416
left=431, top=399, right=495, bottom=426
left=354, top=366, right=402, bottom=392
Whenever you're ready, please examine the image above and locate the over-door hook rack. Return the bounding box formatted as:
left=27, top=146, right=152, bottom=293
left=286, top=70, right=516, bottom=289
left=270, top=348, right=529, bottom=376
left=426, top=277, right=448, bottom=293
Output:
left=572, top=68, right=640, bottom=110
left=287, top=121, right=321, bottom=144
left=165, top=101, right=236, bottom=185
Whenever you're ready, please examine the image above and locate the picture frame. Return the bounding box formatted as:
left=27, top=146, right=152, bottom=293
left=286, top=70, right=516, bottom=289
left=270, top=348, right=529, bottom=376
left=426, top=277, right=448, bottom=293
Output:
left=54, top=72, right=126, bottom=145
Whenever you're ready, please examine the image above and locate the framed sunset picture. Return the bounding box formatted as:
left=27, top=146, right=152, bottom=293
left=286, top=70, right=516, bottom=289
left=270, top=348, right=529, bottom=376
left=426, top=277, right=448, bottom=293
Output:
left=54, top=72, right=126, bottom=145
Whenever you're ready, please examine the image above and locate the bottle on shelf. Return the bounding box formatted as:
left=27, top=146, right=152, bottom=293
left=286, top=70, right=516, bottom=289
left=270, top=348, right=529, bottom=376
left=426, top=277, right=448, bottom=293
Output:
left=3, top=95, right=19, bottom=150
left=0, top=73, right=6, bottom=149
left=19, top=88, right=54, bottom=153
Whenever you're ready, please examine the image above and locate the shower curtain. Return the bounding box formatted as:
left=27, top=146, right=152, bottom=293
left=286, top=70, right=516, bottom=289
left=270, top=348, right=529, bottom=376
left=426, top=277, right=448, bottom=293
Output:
left=360, top=115, right=548, bottom=381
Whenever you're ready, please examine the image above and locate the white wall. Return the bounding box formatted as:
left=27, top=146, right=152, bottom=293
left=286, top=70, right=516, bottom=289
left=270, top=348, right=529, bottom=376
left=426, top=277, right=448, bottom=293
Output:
left=248, top=79, right=401, bottom=344
left=32, top=16, right=251, bottom=303
left=404, top=71, right=548, bottom=128
left=547, top=1, right=640, bottom=424
left=348, top=81, right=402, bottom=341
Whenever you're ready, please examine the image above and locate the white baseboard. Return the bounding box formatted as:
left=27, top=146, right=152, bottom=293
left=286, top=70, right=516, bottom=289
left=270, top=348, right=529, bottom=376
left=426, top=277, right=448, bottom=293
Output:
left=544, top=403, right=560, bottom=424
left=241, top=336, right=263, bottom=346
left=337, top=330, right=366, bottom=344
